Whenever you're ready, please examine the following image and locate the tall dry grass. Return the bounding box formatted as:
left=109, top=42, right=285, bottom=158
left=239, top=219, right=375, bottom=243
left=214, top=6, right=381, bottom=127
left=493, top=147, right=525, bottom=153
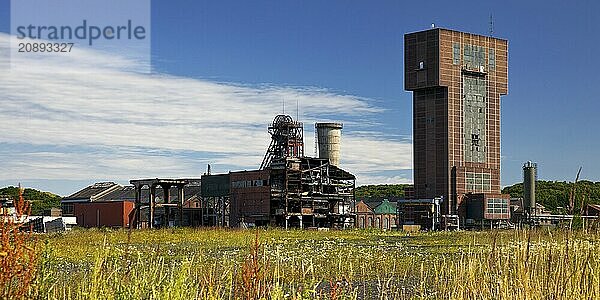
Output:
left=30, top=227, right=600, bottom=299
left=419, top=229, right=600, bottom=299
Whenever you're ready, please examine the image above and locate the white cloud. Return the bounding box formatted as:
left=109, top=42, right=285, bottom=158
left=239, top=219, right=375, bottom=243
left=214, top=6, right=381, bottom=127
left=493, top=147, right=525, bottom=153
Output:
left=355, top=175, right=413, bottom=186
left=1, top=149, right=201, bottom=180
left=0, top=33, right=412, bottom=187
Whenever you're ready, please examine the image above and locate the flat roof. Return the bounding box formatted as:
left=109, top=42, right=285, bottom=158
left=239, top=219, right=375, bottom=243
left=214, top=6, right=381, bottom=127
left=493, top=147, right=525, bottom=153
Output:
left=130, top=178, right=200, bottom=186
left=404, top=27, right=507, bottom=42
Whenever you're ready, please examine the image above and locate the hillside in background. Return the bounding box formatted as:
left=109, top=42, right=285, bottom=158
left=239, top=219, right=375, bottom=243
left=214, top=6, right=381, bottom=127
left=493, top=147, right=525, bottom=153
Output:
left=355, top=184, right=411, bottom=199
left=3, top=181, right=599, bottom=216
left=356, top=181, right=600, bottom=214
left=0, top=186, right=62, bottom=215
left=502, top=180, right=600, bottom=213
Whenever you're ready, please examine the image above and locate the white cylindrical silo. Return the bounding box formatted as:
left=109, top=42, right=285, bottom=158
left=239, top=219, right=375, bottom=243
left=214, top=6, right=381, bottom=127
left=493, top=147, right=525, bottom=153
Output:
left=315, top=122, right=343, bottom=167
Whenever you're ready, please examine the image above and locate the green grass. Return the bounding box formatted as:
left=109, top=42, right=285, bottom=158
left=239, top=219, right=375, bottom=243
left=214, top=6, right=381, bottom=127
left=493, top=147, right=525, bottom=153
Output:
left=31, top=228, right=600, bottom=299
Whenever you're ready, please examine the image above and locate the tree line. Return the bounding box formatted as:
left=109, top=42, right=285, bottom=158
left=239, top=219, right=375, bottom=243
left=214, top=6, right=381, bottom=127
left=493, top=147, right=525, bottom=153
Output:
left=2, top=180, right=599, bottom=216
left=0, top=186, right=62, bottom=215
left=355, top=181, right=600, bottom=214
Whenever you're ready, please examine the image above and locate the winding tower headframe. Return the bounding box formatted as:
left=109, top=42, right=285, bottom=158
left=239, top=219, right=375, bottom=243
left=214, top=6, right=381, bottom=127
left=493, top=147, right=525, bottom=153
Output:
left=260, top=115, right=304, bottom=169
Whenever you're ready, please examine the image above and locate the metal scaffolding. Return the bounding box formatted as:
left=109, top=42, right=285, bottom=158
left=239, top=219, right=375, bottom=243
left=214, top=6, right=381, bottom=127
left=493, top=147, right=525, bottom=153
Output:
left=260, top=115, right=304, bottom=170
left=270, top=157, right=355, bottom=228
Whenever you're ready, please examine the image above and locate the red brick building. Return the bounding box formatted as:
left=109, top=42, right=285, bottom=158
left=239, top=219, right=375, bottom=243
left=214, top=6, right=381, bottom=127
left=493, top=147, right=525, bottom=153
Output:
left=229, top=170, right=271, bottom=227
left=404, top=28, right=509, bottom=225
left=355, top=199, right=398, bottom=230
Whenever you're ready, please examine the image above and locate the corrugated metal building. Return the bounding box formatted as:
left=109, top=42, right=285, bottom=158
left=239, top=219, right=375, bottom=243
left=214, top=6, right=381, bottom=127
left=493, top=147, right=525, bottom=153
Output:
left=74, top=201, right=134, bottom=228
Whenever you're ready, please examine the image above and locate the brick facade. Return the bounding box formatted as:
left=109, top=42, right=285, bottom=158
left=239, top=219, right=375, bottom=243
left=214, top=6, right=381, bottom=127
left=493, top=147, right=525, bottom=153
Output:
left=405, top=28, right=508, bottom=217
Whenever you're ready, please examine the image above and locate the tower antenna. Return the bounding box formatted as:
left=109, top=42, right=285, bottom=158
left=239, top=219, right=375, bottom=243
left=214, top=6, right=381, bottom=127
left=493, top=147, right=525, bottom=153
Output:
left=296, top=98, right=299, bottom=122
left=489, top=13, right=494, bottom=36
left=282, top=97, right=285, bottom=114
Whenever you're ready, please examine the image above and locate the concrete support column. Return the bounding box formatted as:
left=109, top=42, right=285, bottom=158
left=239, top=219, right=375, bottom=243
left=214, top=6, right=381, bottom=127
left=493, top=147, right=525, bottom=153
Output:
left=220, top=197, right=226, bottom=227
left=134, top=185, right=141, bottom=229
left=162, top=184, right=171, bottom=228
left=149, top=185, right=156, bottom=229
left=212, top=198, right=217, bottom=226
left=201, top=197, right=205, bottom=226
left=217, top=197, right=222, bottom=227
left=178, top=185, right=184, bottom=226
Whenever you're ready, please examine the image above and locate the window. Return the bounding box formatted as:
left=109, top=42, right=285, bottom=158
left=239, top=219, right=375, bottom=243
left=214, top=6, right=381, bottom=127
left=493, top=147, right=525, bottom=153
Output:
left=471, top=134, right=480, bottom=147
left=463, top=44, right=486, bottom=70
left=466, top=172, right=491, bottom=192
left=419, top=61, right=424, bottom=69
left=489, top=48, right=496, bottom=70
left=463, top=75, right=487, bottom=163
left=487, top=198, right=508, bottom=214
left=464, top=44, right=472, bottom=66
left=62, top=203, right=74, bottom=215
left=453, top=43, right=461, bottom=65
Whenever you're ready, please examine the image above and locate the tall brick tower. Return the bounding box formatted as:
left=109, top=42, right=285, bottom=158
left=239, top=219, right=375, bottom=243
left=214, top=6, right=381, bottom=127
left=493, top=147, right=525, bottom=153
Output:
left=404, top=28, right=508, bottom=221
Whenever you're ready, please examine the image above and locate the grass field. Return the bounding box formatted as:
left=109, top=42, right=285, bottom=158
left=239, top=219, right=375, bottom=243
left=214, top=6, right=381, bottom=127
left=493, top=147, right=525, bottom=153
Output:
left=28, top=228, right=600, bottom=299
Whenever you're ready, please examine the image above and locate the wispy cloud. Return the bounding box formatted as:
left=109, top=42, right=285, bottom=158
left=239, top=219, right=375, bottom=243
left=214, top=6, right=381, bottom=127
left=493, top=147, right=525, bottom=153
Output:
left=0, top=33, right=412, bottom=192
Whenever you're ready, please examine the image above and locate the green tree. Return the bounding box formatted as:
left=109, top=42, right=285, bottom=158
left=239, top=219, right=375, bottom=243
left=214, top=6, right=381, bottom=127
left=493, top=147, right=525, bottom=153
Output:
left=355, top=184, right=412, bottom=199
left=501, top=180, right=600, bottom=214
left=0, top=186, right=61, bottom=215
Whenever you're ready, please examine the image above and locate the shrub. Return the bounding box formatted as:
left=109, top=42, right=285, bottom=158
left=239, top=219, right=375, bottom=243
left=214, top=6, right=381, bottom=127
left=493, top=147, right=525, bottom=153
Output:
left=0, top=187, right=38, bottom=299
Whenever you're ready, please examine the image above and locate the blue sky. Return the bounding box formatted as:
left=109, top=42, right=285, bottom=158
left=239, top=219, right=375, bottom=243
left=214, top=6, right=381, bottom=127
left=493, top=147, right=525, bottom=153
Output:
left=1, top=0, right=599, bottom=195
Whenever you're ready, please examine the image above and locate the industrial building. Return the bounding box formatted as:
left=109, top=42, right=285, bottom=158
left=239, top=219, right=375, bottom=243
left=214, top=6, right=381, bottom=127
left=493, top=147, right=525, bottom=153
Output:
left=404, top=28, right=510, bottom=228
left=60, top=115, right=355, bottom=229
left=62, top=181, right=203, bottom=228
left=397, top=198, right=441, bottom=230
left=354, top=198, right=398, bottom=230
left=510, top=162, right=599, bottom=228
left=201, top=115, right=356, bottom=228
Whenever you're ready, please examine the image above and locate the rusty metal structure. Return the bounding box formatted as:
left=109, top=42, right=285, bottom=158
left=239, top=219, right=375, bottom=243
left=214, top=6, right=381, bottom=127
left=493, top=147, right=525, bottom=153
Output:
left=257, top=115, right=354, bottom=228
left=269, top=156, right=355, bottom=228
left=260, top=115, right=304, bottom=170
left=196, top=114, right=356, bottom=229
left=119, top=114, right=355, bottom=229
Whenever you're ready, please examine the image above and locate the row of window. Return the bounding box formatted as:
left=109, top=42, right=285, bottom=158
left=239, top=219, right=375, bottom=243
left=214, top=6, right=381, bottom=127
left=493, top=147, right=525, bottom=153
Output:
left=231, top=179, right=269, bottom=189
left=465, top=172, right=491, bottom=192
left=452, top=43, right=497, bottom=70
left=358, top=216, right=397, bottom=229
left=463, top=75, right=488, bottom=163
left=486, top=198, right=508, bottom=214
